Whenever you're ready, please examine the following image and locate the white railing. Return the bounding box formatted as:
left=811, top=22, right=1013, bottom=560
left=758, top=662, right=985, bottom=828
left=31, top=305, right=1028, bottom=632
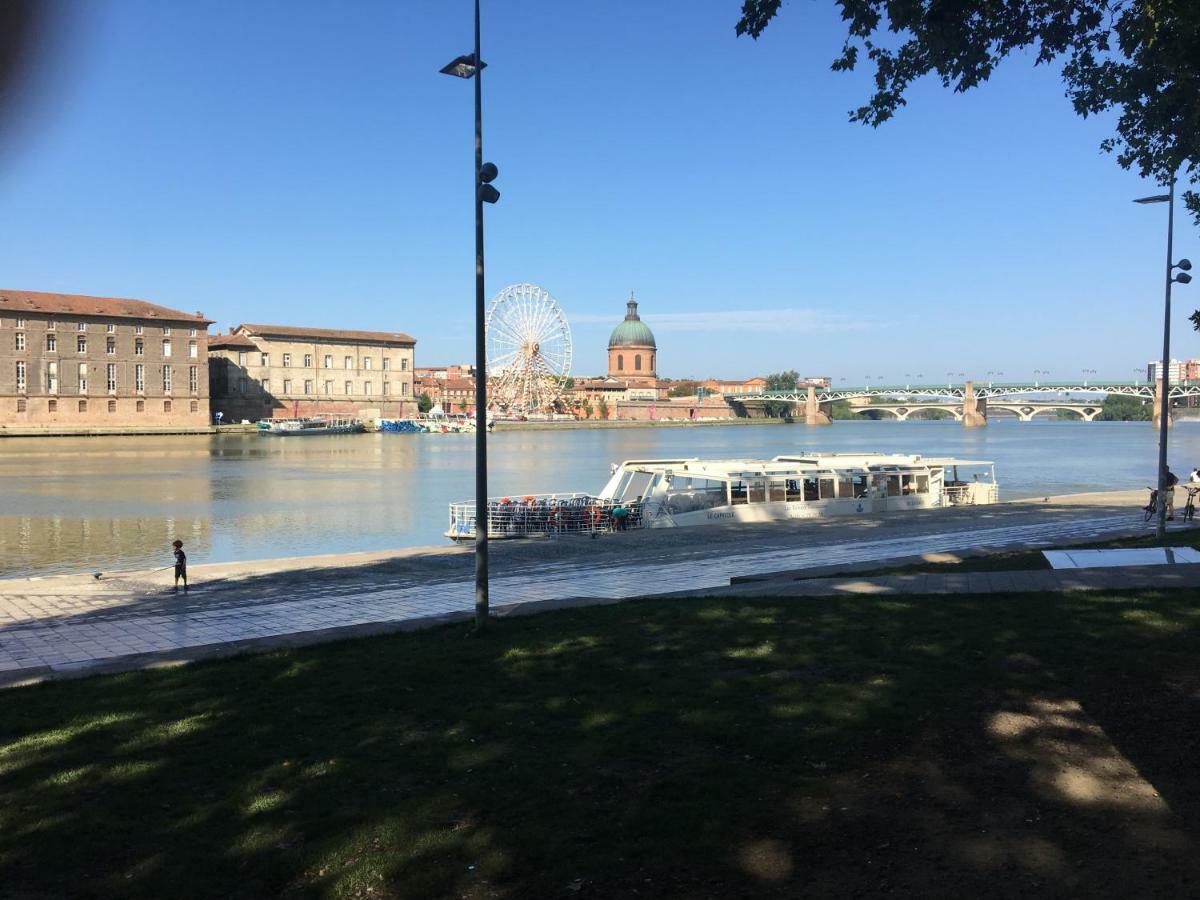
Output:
left=942, top=483, right=998, bottom=506
left=447, top=494, right=645, bottom=539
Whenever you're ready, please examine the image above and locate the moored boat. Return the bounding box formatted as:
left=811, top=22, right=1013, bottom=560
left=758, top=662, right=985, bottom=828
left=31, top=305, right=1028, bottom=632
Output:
left=260, top=416, right=365, bottom=436
left=446, top=452, right=998, bottom=540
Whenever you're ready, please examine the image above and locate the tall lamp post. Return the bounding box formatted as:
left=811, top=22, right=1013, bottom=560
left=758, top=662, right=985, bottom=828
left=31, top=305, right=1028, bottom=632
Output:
left=442, top=0, right=501, bottom=628
left=1135, top=178, right=1193, bottom=540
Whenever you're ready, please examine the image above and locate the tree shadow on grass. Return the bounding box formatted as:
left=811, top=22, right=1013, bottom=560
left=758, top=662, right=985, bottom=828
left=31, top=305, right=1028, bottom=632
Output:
left=0, top=588, right=1198, bottom=898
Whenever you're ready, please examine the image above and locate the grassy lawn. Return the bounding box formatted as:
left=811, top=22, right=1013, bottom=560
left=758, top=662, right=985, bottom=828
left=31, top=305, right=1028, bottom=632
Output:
left=3, top=590, right=1200, bottom=898
left=852, top=527, right=1200, bottom=576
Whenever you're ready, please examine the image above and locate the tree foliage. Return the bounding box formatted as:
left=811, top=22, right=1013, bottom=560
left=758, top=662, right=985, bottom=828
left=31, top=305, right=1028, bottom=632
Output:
left=597, top=396, right=610, bottom=420
left=668, top=379, right=700, bottom=398
left=735, top=1, right=1200, bottom=221
left=417, top=392, right=433, bottom=414
left=763, top=370, right=800, bottom=417
left=1096, top=393, right=1151, bottom=421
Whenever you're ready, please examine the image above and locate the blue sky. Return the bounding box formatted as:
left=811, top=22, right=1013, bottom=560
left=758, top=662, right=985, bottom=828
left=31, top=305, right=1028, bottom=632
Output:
left=0, top=0, right=1194, bottom=382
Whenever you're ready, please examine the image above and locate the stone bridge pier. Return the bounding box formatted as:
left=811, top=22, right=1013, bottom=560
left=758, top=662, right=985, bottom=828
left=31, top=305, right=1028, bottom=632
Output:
left=1152, top=378, right=1174, bottom=429
left=804, top=384, right=832, bottom=426
left=961, top=380, right=987, bottom=428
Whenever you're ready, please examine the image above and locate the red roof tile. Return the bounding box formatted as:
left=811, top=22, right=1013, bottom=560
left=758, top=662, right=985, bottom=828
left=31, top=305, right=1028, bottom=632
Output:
left=0, top=289, right=212, bottom=324
left=238, top=323, right=416, bottom=345
left=209, top=334, right=259, bottom=350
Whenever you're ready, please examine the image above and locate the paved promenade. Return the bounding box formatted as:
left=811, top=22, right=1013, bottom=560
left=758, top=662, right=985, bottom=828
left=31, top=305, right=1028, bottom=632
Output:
left=0, top=490, right=1181, bottom=687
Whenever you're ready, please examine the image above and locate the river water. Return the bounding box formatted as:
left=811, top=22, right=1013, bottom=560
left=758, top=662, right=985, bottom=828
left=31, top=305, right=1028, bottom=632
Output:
left=2, top=420, right=1196, bottom=577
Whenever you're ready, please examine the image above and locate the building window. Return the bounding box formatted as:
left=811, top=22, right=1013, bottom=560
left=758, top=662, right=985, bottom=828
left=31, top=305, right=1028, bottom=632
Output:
left=16, top=398, right=26, bottom=412
left=261, top=353, right=270, bottom=366
left=15, top=317, right=25, bottom=327
left=363, top=357, right=372, bottom=370
left=164, top=400, right=172, bottom=412
left=46, top=319, right=55, bottom=331
left=382, top=358, right=391, bottom=371
left=162, top=340, right=172, bottom=357
left=136, top=399, right=144, bottom=412
left=188, top=327, right=197, bottom=337
left=403, top=382, right=410, bottom=395
left=261, top=378, right=270, bottom=392
left=282, top=379, right=292, bottom=394
left=635, top=355, right=642, bottom=371
left=323, top=380, right=332, bottom=395
left=617, top=354, right=624, bottom=371
left=77, top=336, right=87, bottom=354
left=324, top=354, right=332, bottom=368
left=78, top=399, right=87, bottom=413
left=237, top=351, right=246, bottom=366
left=135, top=339, right=144, bottom=356
left=106, top=337, right=116, bottom=355
left=134, top=324, right=143, bottom=335
left=107, top=399, right=116, bottom=413
left=163, top=365, right=172, bottom=393
left=189, top=400, right=198, bottom=412
left=15, top=361, right=26, bottom=392
left=106, top=323, right=115, bottom=333
left=282, top=353, right=291, bottom=367
left=238, top=377, right=247, bottom=393
left=344, top=380, right=352, bottom=395
left=303, top=354, right=312, bottom=367
left=48, top=399, right=57, bottom=412
left=303, top=379, right=313, bottom=394
left=135, top=364, right=145, bottom=393
left=189, top=366, right=198, bottom=394
left=402, top=358, right=408, bottom=371
left=14, top=333, right=24, bottom=351
left=340, top=356, right=351, bottom=369
left=46, top=334, right=57, bottom=352
left=364, top=381, right=372, bottom=396
left=106, top=363, right=117, bottom=393
left=162, top=326, right=171, bottom=335
left=78, top=363, right=88, bottom=394
left=77, top=321, right=87, bottom=332
left=382, top=382, right=390, bottom=395
left=189, top=341, right=198, bottom=358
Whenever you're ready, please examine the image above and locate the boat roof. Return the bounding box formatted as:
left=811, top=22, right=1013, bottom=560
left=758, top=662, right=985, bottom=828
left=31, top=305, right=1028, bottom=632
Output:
left=613, top=453, right=994, bottom=478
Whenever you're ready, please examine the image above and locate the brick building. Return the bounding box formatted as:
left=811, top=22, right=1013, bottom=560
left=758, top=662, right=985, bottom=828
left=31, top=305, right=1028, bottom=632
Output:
left=209, top=323, right=417, bottom=422
left=417, top=376, right=475, bottom=414
left=0, top=289, right=211, bottom=432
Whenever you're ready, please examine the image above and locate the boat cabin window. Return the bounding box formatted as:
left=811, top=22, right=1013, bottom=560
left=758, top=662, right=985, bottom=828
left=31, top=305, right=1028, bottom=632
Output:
left=768, top=479, right=787, bottom=502
left=803, top=477, right=819, bottom=501
left=901, top=473, right=928, bottom=495
left=785, top=479, right=803, bottom=501
left=886, top=475, right=901, bottom=497
left=663, top=477, right=729, bottom=513
left=850, top=474, right=870, bottom=498
left=731, top=479, right=748, bottom=505
left=748, top=479, right=767, bottom=503
left=820, top=477, right=836, bottom=500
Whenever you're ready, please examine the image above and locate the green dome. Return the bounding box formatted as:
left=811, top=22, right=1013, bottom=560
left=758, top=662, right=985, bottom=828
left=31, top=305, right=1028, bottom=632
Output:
left=608, top=297, right=656, bottom=349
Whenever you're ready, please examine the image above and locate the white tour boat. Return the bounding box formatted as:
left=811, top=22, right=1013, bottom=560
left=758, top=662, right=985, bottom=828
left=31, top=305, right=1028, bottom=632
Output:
left=446, top=452, right=998, bottom=540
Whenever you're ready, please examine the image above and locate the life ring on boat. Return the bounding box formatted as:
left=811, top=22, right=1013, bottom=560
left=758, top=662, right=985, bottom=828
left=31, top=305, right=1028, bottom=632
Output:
left=522, top=495, right=535, bottom=504
left=589, top=506, right=602, bottom=524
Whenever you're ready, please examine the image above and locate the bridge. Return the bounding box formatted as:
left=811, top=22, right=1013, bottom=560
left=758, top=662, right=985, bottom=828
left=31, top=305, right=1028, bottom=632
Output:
left=725, top=380, right=1200, bottom=427
left=853, top=401, right=1103, bottom=422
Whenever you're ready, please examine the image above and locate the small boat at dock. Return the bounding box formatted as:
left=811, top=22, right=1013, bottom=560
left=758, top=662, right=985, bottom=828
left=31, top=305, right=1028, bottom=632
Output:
left=446, top=452, right=998, bottom=540
left=259, top=416, right=365, bottom=436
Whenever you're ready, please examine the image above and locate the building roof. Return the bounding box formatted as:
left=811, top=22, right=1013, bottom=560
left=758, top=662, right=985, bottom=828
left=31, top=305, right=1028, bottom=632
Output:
left=0, top=289, right=212, bottom=324
left=237, top=323, right=416, bottom=345
left=608, top=296, right=656, bottom=349
left=208, top=333, right=259, bottom=350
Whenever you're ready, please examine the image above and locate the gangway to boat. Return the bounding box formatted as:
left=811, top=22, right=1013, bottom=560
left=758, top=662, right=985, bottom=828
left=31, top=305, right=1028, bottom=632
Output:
left=446, top=494, right=644, bottom=541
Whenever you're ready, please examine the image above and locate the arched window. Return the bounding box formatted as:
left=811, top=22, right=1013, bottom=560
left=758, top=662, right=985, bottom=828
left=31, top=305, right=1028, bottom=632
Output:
left=617, top=354, right=624, bottom=371
left=635, top=355, right=642, bottom=371
left=650, top=353, right=655, bottom=371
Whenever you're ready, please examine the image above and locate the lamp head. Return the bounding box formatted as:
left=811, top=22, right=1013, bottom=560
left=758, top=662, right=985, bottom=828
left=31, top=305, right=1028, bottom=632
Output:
left=440, top=54, right=485, bottom=78
left=1176, top=272, right=1194, bottom=285
left=1177, top=258, right=1192, bottom=271
left=1133, top=194, right=1171, bottom=204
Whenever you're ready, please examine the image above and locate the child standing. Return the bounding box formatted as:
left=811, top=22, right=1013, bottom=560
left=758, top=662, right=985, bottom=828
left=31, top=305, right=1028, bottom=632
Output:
left=172, top=540, right=188, bottom=593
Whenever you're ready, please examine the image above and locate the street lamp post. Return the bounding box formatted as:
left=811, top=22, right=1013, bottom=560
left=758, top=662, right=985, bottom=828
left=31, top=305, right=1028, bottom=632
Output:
left=1135, top=178, right=1194, bottom=540
left=442, top=0, right=501, bottom=628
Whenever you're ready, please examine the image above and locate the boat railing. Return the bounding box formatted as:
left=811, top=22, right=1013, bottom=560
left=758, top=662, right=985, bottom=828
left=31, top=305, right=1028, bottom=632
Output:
left=447, top=494, right=645, bottom=539
left=942, top=482, right=998, bottom=506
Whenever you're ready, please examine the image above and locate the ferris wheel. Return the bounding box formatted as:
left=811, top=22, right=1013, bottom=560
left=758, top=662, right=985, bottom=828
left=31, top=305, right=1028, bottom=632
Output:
left=485, top=283, right=573, bottom=415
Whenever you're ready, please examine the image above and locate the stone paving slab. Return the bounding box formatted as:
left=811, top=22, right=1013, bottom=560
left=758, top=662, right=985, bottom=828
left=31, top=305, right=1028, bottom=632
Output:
left=0, top=493, right=1178, bottom=688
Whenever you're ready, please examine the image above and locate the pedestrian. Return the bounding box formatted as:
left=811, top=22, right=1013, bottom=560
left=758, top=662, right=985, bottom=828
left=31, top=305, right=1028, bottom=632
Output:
left=172, top=539, right=188, bottom=593
left=611, top=503, right=629, bottom=531
left=1165, top=468, right=1180, bottom=520
left=1189, top=466, right=1200, bottom=484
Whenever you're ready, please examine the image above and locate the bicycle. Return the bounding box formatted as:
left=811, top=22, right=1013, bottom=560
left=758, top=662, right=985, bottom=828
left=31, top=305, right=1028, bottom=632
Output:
left=1185, top=486, right=1200, bottom=523
left=1144, top=486, right=1160, bottom=523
